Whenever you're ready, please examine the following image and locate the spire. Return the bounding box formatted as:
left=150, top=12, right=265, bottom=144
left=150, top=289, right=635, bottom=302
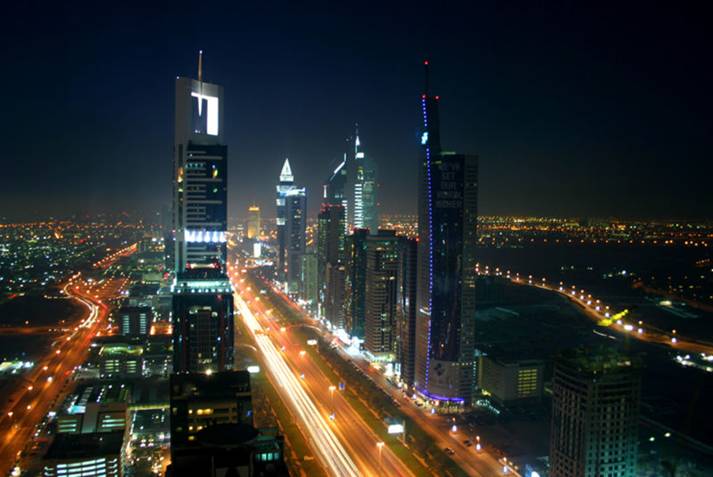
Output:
left=354, top=123, right=361, bottom=154
left=280, top=158, right=294, bottom=183
left=198, top=50, right=203, bottom=83
left=423, top=58, right=430, bottom=95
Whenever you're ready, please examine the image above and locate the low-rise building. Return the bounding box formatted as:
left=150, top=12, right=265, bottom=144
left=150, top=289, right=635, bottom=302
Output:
left=478, top=355, right=545, bottom=405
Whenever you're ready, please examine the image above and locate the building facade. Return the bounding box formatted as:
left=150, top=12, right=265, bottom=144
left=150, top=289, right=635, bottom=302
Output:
left=317, top=203, right=346, bottom=328
left=549, top=348, right=641, bottom=477
left=478, top=355, right=545, bottom=405
left=118, top=305, right=151, bottom=336
left=396, top=237, right=418, bottom=386
left=172, top=269, right=234, bottom=374
left=363, top=231, right=400, bottom=360
left=344, top=228, right=369, bottom=339
left=169, top=371, right=254, bottom=456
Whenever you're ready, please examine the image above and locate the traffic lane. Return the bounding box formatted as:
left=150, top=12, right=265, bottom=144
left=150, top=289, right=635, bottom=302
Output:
left=249, top=294, right=414, bottom=477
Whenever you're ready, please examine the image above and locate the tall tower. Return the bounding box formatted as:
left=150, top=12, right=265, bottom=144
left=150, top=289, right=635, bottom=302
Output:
left=173, top=51, right=228, bottom=272
left=353, top=127, right=379, bottom=233
left=414, top=60, right=478, bottom=406
left=276, top=158, right=294, bottom=283
left=363, top=231, right=400, bottom=360
left=317, top=203, right=346, bottom=328
left=549, top=348, right=641, bottom=477
left=246, top=204, right=261, bottom=240
left=276, top=159, right=306, bottom=293
left=171, top=52, right=234, bottom=374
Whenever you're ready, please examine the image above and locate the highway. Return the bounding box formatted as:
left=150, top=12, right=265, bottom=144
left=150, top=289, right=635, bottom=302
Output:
left=259, top=276, right=521, bottom=477
left=233, top=278, right=359, bottom=477
left=0, top=274, right=129, bottom=476
left=232, top=267, right=419, bottom=477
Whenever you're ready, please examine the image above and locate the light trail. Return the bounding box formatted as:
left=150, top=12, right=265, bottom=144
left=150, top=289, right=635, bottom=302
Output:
left=235, top=292, right=359, bottom=477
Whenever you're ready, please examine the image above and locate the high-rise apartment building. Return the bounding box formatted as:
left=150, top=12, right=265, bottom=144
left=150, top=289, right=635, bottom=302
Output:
left=300, top=252, right=319, bottom=313
left=414, top=61, right=479, bottom=406
left=363, top=231, right=400, bottom=360
left=549, top=348, right=641, bottom=477
left=396, top=237, right=418, bottom=386
left=317, top=203, right=346, bottom=328
left=344, top=228, right=369, bottom=339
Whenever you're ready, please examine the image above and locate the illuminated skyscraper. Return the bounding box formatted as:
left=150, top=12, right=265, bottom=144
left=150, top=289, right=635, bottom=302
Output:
left=324, top=153, right=349, bottom=233
left=352, top=128, right=378, bottom=233
left=275, top=158, right=306, bottom=293
left=344, top=228, right=368, bottom=339
left=414, top=61, right=478, bottom=406
left=171, top=52, right=234, bottom=374
left=317, top=203, right=345, bottom=328
left=246, top=204, right=261, bottom=239
left=275, top=158, right=293, bottom=281
left=549, top=348, right=641, bottom=477
left=363, top=231, right=400, bottom=360
left=173, top=52, right=228, bottom=272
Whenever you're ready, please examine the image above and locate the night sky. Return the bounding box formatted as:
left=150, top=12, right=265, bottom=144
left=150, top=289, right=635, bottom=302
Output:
left=1, top=2, right=711, bottom=221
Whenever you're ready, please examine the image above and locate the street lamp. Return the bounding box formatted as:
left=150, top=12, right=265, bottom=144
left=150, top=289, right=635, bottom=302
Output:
left=376, top=441, right=385, bottom=468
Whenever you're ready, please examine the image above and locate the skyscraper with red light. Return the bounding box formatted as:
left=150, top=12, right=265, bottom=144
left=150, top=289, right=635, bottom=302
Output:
left=414, top=60, right=479, bottom=406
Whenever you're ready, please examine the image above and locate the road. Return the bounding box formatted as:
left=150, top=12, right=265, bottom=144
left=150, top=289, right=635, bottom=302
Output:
left=231, top=266, right=418, bottom=477
left=483, top=268, right=713, bottom=355
left=260, top=276, right=521, bottom=477
left=0, top=275, right=129, bottom=476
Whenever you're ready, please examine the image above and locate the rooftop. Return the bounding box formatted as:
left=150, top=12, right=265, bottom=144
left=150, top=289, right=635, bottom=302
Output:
left=44, top=431, right=124, bottom=460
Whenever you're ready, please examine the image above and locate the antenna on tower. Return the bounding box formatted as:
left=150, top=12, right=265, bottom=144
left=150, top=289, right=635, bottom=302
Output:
left=423, top=59, right=430, bottom=95
left=198, top=50, right=203, bottom=83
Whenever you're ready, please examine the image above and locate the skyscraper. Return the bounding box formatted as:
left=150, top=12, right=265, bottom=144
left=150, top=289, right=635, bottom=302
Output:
left=352, top=128, right=378, bottom=233
left=275, top=159, right=307, bottom=293
left=246, top=204, right=261, bottom=240
left=173, top=53, right=228, bottom=272
left=414, top=61, right=479, bottom=406
left=172, top=269, right=234, bottom=373
left=363, top=231, right=400, bottom=360
left=171, top=53, right=234, bottom=374
left=396, top=237, right=417, bottom=386
left=549, top=348, right=641, bottom=477
left=344, top=228, right=368, bottom=339
left=275, top=159, right=293, bottom=282
left=324, top=153, right=349, bottom=233
left=317, top=203, right=346, bottom=328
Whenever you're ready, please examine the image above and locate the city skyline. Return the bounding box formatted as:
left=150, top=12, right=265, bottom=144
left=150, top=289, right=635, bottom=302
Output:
left=2, top=3, right=712, bottom=221
left=1, top=4, right=713, bottom=477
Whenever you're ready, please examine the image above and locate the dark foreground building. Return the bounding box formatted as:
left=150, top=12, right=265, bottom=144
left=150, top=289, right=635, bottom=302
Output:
left=171, top=269, right=234, bottom=374
left=167, top=423, right=288, bottom=477
left=549, top=348, right=641, bottom=477
left=169, top=371, right=288, bottom=476
left=169, top=370, right=253, bottom=454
